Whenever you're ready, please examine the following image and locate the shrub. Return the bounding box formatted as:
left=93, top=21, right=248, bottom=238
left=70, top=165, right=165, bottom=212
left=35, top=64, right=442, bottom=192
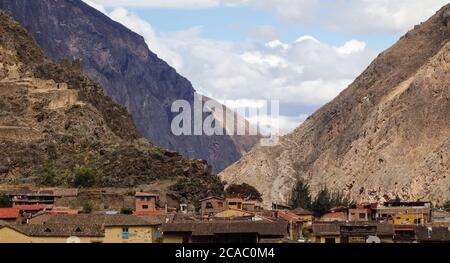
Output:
left=0, top=193, right=11, bottom=208
left=33, top=162, right=69, bottom=186
left=226, top=183, right=262, bottom=201
left=73, top=166, right=97, bottom=187
left=82, top=202, right=93, bottom=214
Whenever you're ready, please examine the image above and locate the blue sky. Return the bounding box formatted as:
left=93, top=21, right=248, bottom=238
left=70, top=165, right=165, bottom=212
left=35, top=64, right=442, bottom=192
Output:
left=85, top=0, right=448, bottom=133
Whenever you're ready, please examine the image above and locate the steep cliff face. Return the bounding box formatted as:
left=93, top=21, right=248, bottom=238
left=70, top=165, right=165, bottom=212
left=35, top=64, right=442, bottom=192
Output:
left=0, top=0, right=259, bottom=173
left=0, top=11, right=224, bottom=205
left=221, top=5, right=450, bottom=208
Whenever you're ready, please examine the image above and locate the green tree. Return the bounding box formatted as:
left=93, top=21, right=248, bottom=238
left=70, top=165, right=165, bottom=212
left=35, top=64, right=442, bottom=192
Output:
left=289, top=179, right=312, bottom=210
left=33, top=162, right=68, bottom=186
left=73, top=166, right=97, bottom=187
left=82, top=202, right=93, bottom=214
left=311, top=187, right=333, bottom=216
left=0, top=193, right=11, bottom=208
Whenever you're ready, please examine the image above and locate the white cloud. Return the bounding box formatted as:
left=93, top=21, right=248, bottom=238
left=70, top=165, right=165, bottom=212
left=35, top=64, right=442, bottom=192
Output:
left=82, top=3, right=377, bottom=132
left=85, top=0, right=449, bottom=34
left=248, top=25, right=279, bottom=41
left=335, top=40, right=367, bottom=55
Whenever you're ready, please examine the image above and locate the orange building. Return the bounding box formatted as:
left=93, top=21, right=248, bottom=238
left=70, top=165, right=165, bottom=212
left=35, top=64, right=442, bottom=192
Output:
left=134, top=192, right=164, bottom=215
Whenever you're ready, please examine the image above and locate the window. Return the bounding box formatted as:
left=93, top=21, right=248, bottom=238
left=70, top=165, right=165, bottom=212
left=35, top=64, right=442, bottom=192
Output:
left=142, top=205, right=149, bottom=209
left=122, top=227, right=129, bottom=240
left=325, top=238, right=336, bottom=244
left=218, top=202, right=224, bottom=208
left=359, top=213, right=366, bottom=219
left=205, top=202, right=213, bottom=209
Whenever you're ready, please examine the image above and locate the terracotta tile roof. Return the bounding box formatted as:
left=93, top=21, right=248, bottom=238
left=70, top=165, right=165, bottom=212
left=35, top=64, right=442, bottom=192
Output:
left=14, top=205, right=51, bottom=211
left=291, top=208, right=313, bottom=216
left=28, top=214, right=162, bottom=226
left=0, top=208, right=20, bottom=219
left=162, top=221, right=287, bottom=237
left=6, top=223, right=104, bottom=237
left=135, top=192, right=159, bottom=197
left=277, top=210, right=304, bottom=223
left=133, top=210, right=165, bottom=216
left=199, top=196, right=224, bottom=202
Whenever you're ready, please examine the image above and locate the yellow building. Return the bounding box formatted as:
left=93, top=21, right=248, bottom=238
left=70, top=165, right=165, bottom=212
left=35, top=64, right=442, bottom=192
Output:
left=394, top=214, right=425, bottom=225
left=0, top=214, right=163, bottom=243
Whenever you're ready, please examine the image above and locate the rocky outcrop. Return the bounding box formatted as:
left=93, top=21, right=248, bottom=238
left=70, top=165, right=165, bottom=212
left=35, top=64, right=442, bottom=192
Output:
left=0, top=0, right=260, bottom=173
left=220, top=5, right=450, bottom=208
left=0, top=11, right=224, bottom=205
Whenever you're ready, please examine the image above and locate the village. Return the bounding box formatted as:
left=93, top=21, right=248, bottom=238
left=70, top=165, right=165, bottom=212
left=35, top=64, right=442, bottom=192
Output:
left=0, top=187, right=450, bottom=243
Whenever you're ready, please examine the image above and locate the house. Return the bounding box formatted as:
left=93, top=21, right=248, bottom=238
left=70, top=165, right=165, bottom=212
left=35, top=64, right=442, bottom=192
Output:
left=416, top=227, right=450, bottom=243
left=162, top=221, right=287, bottom=243
left=340, top=224, right=377, bottom=243
left=0, top=208, right=20, bottom=223
left=393, top=225, right=417, bottom=243
left=275, top=210, right=307, bottom=241
left=375, top=201, right=432, bottom=223
left=291, top=208, right=314, bottom=225
left=242, top=201, right=262, bottom=212
left=432, top=209, right=450, bottom=223
left=306, top=223, right=341, bottom=243
left=226, top=198, right=243, bottom=210
left=348, top=204, right=372, bottom=222
left=9, top=190, right=55, bottom=206
left=394, top=213, right=426, bottom=225
left=133, top=192, right=165, bottom=216
left=23, top=214, right=164, bottom=243
left=200, top=196, right=226, bottom=218
left=318, top=208, right=348, bottom=222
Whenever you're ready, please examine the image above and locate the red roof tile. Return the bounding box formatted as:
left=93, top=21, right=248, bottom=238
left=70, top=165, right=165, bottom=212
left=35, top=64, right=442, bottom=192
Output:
left=0, top=208, right=20, bottom=219
left=13, top=205, right=51, bottom=211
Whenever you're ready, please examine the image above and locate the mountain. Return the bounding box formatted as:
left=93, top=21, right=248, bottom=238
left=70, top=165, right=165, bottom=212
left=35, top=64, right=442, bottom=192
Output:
left=221, top=5, right=450, bottom=208
left=0, top=10, right=224, bottom=205
left=0, top=0, right=260, bottom=173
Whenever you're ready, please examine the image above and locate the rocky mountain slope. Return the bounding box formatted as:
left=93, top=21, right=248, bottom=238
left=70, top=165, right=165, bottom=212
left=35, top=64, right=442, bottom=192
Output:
left=0, top=11, right=224, bottom=205
left=221, top=5, right=450, bottom=208
left=0, top=0, right=260, bottom=173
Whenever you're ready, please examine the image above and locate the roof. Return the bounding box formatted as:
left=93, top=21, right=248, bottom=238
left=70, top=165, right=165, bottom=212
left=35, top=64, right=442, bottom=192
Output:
left=312, top=223, right=341, bottom=236
left=28, top=214, right=163, bottom=227
left=4, top=223, right=104, bottom=237
left=133, top=210, right=165, bottom=216
left=162, top=221, right=287, bottom=237
left=277, top=210, right=304, bottom=223
left=291, top=208, right=313, bottom=216
left=135, top=192, right=159, bottom=197
left=226, top=198, right=244, bottom=203
left=0, top=208, right=20, bottom=219
left=13, top=205, right=51, bottom=211
left=199, top=196, right=224, bottom=202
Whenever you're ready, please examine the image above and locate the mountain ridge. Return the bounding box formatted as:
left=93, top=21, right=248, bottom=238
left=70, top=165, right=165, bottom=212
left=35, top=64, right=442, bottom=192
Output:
left=0, top=0, right=260, bottom=173
left=220, top=4, right=450, bottom=208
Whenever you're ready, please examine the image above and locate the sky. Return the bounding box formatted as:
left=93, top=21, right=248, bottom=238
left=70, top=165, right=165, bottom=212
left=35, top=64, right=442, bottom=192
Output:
left=84, top=0, right=448, bottom=133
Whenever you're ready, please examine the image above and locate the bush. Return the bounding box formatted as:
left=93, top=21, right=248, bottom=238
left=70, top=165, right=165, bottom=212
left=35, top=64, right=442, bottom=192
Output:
left=33, top=162, right=69, bottom=186
left=73, top=166, right=97, bottom=187
left=226, top=183, right=262, bottom=201
left=0, top=193, right=11, bottom=208
left=82, top=202, right=93, bottom=214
